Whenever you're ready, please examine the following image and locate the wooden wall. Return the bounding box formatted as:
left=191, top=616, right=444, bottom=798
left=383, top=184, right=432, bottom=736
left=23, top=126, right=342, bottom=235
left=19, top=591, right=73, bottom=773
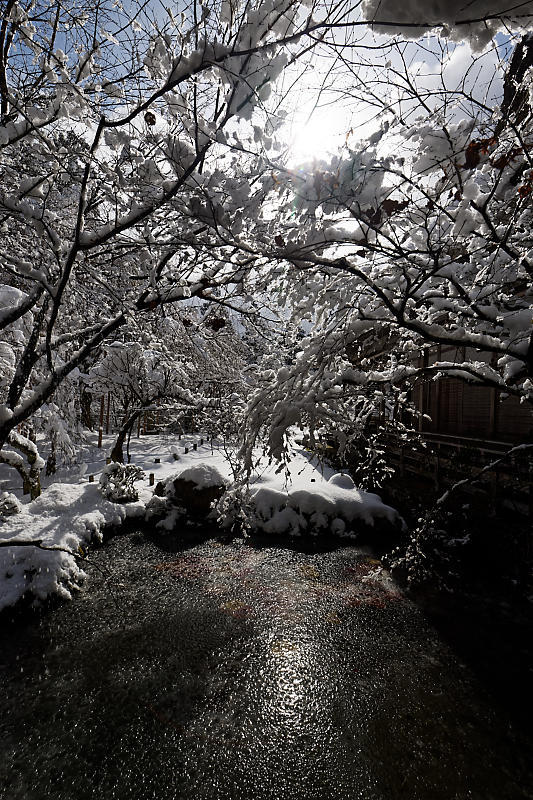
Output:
left=415, top=347, right=533, bottom=443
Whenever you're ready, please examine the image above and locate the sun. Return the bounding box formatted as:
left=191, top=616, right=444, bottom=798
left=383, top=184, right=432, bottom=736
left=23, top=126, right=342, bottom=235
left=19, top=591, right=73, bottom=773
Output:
left=286, top=109, right=353, bottom=166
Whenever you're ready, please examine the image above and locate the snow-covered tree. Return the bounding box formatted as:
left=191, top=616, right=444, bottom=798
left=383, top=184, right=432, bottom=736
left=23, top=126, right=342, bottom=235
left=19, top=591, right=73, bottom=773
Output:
left=2, top=0, right=533, bottom=495
left=0, top=0, right=327, bottom=487
left=240, top=32, right=533, bottom=464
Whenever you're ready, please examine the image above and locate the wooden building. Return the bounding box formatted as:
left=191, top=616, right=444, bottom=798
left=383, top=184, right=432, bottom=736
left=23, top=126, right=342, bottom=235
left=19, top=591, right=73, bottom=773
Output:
left=414, top=345, right=533, bottom=443
left=373, top=345, right=533, bottom=520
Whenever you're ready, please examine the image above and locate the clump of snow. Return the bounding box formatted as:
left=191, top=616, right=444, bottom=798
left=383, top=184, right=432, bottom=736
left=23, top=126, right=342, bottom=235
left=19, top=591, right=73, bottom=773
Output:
left=99, top=462, right=146, bottom=502
left=144, top=492, right=188, bottom=530
left=153, top=506, right=186, bottom=532
left=145, top=493, right=173, bottom=520
left=328, top=473, right=356, bottom=490
left=176, top=463, right=229, bottom=489
left=361, top=0, right=533, bottom=50
left=0, top=491, right=22, bottom=519
left=245, top=471, right=402, bottom=537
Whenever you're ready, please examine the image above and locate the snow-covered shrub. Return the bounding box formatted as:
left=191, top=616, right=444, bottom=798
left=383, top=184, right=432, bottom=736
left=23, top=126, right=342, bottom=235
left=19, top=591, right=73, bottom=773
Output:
left=343, top=428, right=398, bottom=491
left=0, top=491, right=22, bottom=520
left=215, top=482, right=257, bottom=534
left=99, top=463, right=145, bottom=503
left=144, top=494, right=186, bottom=531
left=145, top=493, right=171, bottom=520
left=219, top=472, right=403, bottom=537
left=387, top=507, right=471, bottom=591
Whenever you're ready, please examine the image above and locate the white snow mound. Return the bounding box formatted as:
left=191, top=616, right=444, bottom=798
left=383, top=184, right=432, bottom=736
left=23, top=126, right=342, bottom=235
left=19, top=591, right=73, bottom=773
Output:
left=328, top=473, right=356, bottom=490
left=249, top=471, right=401, bottom=536
left=176, top=463, right=228, bottom=489
left=0, top=483, right=144, bottom=613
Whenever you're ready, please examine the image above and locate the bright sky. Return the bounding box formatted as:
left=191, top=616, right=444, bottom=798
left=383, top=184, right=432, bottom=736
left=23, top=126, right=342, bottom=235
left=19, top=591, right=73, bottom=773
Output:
left=286, top=110, right=355, bottom=164
left=282, top=28, right=512, bottom=167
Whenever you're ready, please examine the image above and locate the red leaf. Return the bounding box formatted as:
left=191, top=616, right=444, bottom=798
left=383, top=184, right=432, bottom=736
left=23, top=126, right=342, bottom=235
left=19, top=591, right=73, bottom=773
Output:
left=381, top=198, right=409, bottom=216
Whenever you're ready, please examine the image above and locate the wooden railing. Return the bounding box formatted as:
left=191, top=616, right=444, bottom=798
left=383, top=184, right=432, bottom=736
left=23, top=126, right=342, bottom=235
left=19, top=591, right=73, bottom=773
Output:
left=380, top=429, right=533, bottom=517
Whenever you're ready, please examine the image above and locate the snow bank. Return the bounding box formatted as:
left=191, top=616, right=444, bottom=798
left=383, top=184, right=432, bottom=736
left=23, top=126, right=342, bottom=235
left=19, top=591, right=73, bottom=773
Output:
left=0, top=482, right=144, bottom=613
left=248, top=471, right=401, bottom=537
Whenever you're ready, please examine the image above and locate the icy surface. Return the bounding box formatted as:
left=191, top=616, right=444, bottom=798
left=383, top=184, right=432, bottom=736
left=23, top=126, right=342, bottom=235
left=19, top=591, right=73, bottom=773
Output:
left=1, top=532, right=532, bottom=800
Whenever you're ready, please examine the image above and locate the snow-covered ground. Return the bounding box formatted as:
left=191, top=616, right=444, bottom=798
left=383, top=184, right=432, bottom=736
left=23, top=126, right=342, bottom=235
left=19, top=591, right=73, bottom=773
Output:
left=0, top=432, right=400, bottom=612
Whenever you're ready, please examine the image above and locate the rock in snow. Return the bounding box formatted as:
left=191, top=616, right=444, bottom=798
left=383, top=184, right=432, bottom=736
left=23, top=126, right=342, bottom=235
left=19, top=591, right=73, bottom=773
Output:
left=150, top=464, right=228, bottom=523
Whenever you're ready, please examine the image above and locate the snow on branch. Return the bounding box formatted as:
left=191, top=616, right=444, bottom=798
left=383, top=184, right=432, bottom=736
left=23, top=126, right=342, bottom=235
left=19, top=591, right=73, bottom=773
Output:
left=361, top=0, right=533, bottom=49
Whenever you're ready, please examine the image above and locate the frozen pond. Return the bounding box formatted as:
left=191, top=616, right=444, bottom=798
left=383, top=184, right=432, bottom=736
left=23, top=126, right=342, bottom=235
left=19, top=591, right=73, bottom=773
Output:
left=1, top=529, right=532, bottom=800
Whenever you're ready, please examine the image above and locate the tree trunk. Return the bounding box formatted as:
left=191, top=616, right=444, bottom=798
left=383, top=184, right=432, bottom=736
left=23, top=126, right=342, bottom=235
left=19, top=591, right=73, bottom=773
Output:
left=26, top=449, right=42, bottom=499
left=45, top=434, right=57, bottom=476
left=110, top=409, right=144, bottom=464
left=106, top=392, right=111, bottom=435
left=80, top=390, right=93, bottom=429
left=495, top=34, right=533, bottom=137
left=2, top=451, right=42, bottom=500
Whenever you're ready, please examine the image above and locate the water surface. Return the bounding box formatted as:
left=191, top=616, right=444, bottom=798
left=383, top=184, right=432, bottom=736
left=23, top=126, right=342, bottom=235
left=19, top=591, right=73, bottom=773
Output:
left=1, top=530, right=532, bottom=800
